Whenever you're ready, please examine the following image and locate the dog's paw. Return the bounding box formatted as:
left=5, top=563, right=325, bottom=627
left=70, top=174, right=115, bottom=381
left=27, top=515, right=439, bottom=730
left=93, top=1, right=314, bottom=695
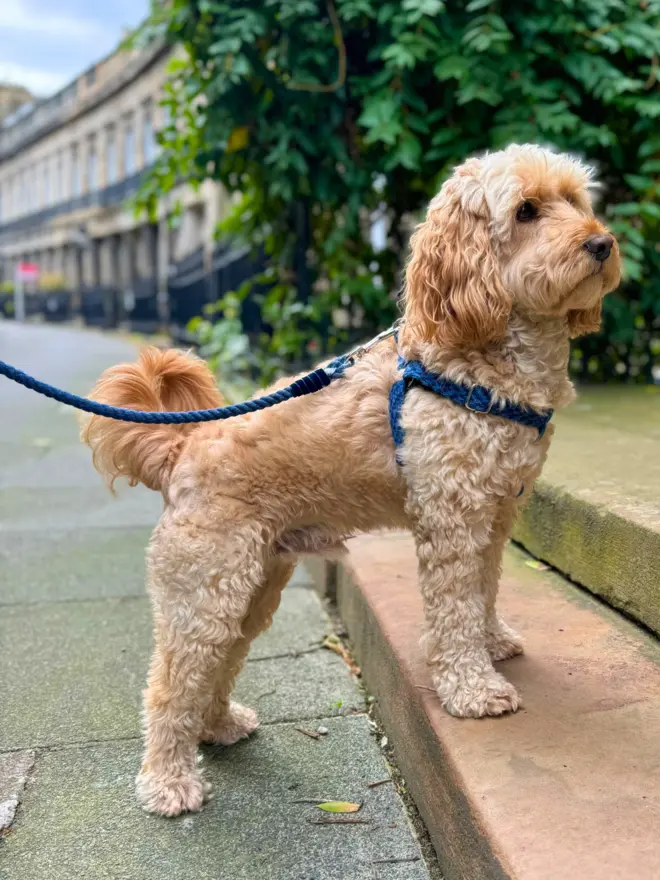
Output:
left=486, top=619, right=524, bottom=662
left=435, top=670, right=521, bottom=718
left=136, top=768, right=211, bottom=817
left=201, top=701, right=259, bottom=746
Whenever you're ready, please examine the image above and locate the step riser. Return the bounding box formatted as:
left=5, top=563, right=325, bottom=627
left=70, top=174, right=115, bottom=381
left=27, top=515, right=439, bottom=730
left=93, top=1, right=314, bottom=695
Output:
left=514, top=480, right=660, bottom=635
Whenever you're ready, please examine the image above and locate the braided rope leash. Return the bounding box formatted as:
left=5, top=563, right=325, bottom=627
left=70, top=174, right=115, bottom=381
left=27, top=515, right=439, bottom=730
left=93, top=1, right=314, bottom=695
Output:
left=0, top=355, right=351, bottom=424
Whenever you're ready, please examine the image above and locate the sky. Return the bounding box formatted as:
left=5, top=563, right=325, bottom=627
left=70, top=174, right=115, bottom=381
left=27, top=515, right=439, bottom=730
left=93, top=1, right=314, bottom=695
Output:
left=0, top=0, right=150, bottom=97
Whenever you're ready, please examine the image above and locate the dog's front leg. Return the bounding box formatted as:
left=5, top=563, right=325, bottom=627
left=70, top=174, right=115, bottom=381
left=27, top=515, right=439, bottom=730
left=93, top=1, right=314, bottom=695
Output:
left=409, top=495, right=521, bottom=718
left=482, top=498, right=524, bottom=662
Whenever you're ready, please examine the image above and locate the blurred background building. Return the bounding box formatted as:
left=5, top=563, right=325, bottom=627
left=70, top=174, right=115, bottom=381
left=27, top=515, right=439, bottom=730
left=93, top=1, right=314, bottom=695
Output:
left=0, top=38, right=233, bottom=332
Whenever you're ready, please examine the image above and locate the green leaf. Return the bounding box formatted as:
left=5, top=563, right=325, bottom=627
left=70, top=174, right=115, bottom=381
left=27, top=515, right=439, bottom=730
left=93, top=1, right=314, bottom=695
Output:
left=609, top=203, right=640, bottom=217
left=434, top=55, right=470, bottom=82
left=402, top=0, right=444, bottom=21
left=525, top=560, right=549, bottom=572
left=639, top=202, right=660, bottom=220
left=316, top=802, right=362, bottom=813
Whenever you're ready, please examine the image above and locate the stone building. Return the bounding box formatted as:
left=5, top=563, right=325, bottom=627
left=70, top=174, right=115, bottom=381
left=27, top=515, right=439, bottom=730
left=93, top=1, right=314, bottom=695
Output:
left=0, top=84, right=34, bottom=124
left=0, top=38, right=227, bottom=324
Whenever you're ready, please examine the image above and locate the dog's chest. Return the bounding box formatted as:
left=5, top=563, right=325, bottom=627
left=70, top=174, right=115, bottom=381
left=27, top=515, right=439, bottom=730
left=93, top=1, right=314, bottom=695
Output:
left=401, top=388, right=551, bottom=498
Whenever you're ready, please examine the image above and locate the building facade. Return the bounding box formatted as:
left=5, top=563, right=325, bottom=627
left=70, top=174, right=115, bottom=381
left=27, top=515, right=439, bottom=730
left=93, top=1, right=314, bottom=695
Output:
left=0, top=84, right=34, bottom=124
left=0, top=39, right=227, bottom=324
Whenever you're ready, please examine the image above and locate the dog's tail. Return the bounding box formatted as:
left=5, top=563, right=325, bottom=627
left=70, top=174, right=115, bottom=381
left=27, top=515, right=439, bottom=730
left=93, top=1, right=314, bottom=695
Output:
left=81, top=347, right=223, bottom=492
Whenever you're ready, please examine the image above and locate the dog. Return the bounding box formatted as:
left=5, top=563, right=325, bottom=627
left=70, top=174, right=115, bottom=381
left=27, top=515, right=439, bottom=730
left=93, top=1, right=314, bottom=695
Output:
left=82, top=144, right=621, bottom=815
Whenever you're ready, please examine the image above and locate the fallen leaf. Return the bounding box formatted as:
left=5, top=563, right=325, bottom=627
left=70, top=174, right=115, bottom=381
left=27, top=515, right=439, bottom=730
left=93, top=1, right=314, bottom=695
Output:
left=316, top=801, right=361, bottom=813
left=295, top=727, right=321, bottom=740
left=321, top=635, right=361, bottom=675
left=525, top=560, right=549, bottom=571
left=291, top=798, right=331, bottom=804
left=30, top=437, right=52, bottom=449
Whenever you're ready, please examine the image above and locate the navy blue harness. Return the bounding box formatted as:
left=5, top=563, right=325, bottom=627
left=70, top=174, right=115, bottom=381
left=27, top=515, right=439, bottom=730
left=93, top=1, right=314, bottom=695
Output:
left=388, top=354, right=553, bottom=458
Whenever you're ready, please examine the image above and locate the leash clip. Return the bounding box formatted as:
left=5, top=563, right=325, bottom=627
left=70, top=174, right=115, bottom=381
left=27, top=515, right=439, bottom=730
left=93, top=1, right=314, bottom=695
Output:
left=465, top=385, right=494, bottom=414
left=344, top=319, right=402, bottom=363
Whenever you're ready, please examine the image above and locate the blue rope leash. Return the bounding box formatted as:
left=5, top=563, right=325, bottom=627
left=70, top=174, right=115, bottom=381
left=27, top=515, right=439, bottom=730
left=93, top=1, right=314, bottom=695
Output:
left=0, top=356, right=350, bottom=424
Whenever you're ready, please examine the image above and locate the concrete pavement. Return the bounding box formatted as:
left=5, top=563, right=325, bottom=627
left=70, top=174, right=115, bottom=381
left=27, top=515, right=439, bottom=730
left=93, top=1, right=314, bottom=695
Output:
left=0, top=322, right=434, bottom=880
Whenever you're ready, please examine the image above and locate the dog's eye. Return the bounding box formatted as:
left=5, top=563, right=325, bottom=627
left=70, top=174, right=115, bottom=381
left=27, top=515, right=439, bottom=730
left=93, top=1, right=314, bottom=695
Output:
left=516, top=201, right=538, bottom=222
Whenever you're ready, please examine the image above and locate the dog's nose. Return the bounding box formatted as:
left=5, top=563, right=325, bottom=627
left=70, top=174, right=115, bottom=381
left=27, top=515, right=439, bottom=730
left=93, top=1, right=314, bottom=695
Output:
left=583, top=234, right=614, bottom=262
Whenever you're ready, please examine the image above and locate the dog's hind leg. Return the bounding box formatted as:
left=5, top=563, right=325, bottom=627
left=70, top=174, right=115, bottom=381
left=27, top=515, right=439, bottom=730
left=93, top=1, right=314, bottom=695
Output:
left=136, top=520, right=271, bottom=816
left=200, top=555, right=295, bottom=745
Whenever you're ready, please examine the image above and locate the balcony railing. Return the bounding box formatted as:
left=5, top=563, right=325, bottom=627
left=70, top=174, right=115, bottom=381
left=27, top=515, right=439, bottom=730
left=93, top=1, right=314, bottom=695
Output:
left=0, top=165, right=155, bottom=237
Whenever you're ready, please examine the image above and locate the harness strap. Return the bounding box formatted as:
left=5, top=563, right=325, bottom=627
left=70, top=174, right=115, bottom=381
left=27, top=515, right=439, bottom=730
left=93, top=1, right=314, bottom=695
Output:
left=389, top=356, right=553, bottom=460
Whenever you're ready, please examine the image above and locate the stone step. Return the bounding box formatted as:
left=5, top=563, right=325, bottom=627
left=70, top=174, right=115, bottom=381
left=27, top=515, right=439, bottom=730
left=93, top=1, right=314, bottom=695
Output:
left=313, top=533, right=660, bottom=880
left=513, top=386, right=660, bottom=635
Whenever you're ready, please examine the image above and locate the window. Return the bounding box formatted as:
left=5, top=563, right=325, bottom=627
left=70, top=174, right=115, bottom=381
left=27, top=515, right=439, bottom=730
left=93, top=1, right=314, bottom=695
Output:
left=71, top=144, right=80, bottom=197
left=124, top=118, right=135, bottom=176
left=142, top=101, right=156, bottom=165
left=106, top=127, right=117, bottom=185
left=86, top=67, right=96, bottom=87
left=43, top=161, right=50, bottom=206
left=87, top=137, right=97, bottom=192
left=53, top=153, right=61, bottom=203
left=20, top=170, right=27, bottom=213
left=24, top=169, right=32, bottom=212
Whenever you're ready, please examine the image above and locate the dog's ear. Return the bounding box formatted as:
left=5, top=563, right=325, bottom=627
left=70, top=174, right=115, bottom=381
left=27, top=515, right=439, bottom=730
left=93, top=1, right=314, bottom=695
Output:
left=403, top=165, right=511, bottom=348
left=567, top=304, right=602, bottom=338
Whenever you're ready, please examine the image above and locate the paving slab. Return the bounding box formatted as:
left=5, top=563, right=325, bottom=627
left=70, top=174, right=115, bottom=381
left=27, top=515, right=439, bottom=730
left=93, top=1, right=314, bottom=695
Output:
left=0, top=484, right=162, bottom=532
left=319, top=532, right=660, bottom=880
left=0, top=528, right=153, bottom=604
left=0, top=595, right=362, bottom=749
left=513, top=386, right=660, bottom=633
left=1, top=717, right=429, bottom=880
left=0, top=524, right=314, bottom=607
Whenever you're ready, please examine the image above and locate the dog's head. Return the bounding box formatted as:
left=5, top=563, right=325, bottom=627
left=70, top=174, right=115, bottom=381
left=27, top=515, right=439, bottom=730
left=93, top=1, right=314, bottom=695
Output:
left=403, top=143, right=621, bottom=347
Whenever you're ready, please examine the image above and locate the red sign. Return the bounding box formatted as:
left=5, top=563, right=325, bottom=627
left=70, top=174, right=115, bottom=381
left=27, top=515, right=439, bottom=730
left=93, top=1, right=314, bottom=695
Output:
left=16, top=262, right=39, bottom=281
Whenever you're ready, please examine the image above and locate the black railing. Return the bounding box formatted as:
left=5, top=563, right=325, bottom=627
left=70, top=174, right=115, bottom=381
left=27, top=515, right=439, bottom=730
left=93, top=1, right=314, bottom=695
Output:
left=169, top=243, right=266, bottom=344
left=1, top=290, right=73, bottom=321
left=126, top=278, right=160, bottom=334
left=0, top=240, right=268, bottom=342
left=81, top=286, right=118, bottom=329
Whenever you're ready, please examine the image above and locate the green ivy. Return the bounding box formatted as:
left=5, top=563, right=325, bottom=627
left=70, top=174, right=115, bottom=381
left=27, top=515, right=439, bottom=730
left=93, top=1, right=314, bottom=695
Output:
left=137, top=0, right=660, bottom=383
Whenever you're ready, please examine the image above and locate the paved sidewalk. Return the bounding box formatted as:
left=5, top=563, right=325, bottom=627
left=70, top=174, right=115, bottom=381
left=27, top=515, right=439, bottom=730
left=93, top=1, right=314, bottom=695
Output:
left=0, top=322, right=432, bottom=880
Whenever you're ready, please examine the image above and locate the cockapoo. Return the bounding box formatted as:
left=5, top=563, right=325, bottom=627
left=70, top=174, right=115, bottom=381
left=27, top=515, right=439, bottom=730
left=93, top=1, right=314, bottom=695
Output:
left=82, top=144, right=621, bottom=815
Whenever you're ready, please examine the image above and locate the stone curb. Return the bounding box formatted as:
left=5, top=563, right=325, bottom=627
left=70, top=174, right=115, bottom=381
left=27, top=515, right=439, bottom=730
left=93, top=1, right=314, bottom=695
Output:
left=311, top=532, right=660, bottom=880
left=513, top=478, right=660, bottom=635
